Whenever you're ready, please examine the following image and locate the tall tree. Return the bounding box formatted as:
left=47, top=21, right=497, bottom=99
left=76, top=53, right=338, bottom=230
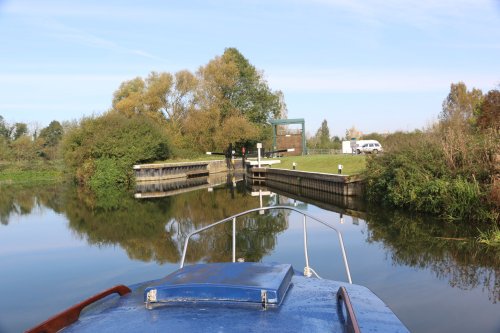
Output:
left=112, top=77, right=146, bottom=117
left=112, top=71, right=197, bottom=130
left=0, top=116, right=10, bottom=139
left=477, top=89, right=500, bottom=131
left=171, top=70, right=197, bottom=126
left=440, top=82, right=483, bottom=127
left=317, top=119, right=331, bottom=148
left=12, top=122, right=28, bottom=140
left=198, top=48, right=285, bottom=124
left=39, top=120, right=64, bottom=147
left=221, top=48, right=284, bottom=123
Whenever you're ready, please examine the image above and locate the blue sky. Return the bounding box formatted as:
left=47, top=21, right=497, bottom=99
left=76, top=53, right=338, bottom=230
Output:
left=1, top=0, right=499, bottom=137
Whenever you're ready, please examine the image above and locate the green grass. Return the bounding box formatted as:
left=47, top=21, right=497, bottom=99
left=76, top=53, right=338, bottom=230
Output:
left=477, top=225, right=500, bottom=247
left=155, top=154, right=366, bottom=175
left=267, top=154, right=366, bottom=175
left=0, top=170, right=64, bottom=184
left=0, top=161, right=64, bottom=185
left=154, top=154, right=367, bottom=175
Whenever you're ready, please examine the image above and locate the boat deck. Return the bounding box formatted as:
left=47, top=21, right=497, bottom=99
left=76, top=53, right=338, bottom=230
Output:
left=64, top=271, right=408, bottom=333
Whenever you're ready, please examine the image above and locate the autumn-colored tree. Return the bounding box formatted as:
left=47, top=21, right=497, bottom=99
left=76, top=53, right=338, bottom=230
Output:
left=112, top=71, right=198, bottom=147
left=195, top=53, right=239, bottom=121
left=185, top=48, right=284, bottom=152
left=438, top=82, right=488, bottom=173
left=112, top=74, right=170, bottom=124
left=108, top=49, right=284, bottom=155
left=345, top=126, right=362, bottom=140
left=440, top=82, right=483, bottom=127
left=170, top=70, right=198, bottom=127
left=10, top=136, right=37, bottom=161
left=477, top=89, right=500, bottom=131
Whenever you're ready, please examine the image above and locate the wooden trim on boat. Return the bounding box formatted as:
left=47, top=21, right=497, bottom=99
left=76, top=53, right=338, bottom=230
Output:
left=25, top=285, right=131, bottom=333
left=337, top=286, right=361, bottom=333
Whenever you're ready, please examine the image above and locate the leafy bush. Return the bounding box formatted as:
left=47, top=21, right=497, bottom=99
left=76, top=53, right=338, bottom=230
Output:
left=365, top=131, right=497, bottom=223
left=62, top=112, right=171, bottom=187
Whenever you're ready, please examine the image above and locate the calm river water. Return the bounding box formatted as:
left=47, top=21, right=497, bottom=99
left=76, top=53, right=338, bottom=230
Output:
left=0, top=177, right=498, bottom=333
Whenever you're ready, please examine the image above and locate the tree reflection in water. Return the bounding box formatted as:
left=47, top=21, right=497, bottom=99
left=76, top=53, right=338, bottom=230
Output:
left=364, top=208, right=500, bottom=303
left=0, top=182, right=498, bottom=304
left=0, top=181, right=288, bottom=265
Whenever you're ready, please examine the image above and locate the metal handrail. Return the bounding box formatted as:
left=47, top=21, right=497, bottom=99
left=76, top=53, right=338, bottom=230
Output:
left=25, top=285, right=131, bottom=333
left=337, top=286, right=361, bottom=333
left=179, top=206, right=353, bottom=284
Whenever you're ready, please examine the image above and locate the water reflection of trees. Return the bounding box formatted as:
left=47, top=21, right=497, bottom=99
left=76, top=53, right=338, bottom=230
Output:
left=364, top=209, right=500, bottom=303
left=0, top=184, right=64, bottom=225
left=0, top=182, right=289, bottom=265
left=6, top=182, right=497, bottom=304
left=160, top=183, right=289, bottom=264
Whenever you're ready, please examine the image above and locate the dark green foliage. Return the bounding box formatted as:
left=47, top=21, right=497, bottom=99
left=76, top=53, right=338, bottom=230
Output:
left=12, top=123, right=28, bottom=140
left=221, top=48, right=283, bottom=123
left=308, top=119, right=339, bottom=149
left=365, top=131, right=497, bottom=223
left=62, top=111, right=171, bottom=187
left=0, top=116, right=10, bottom=139
left=318, top=119, right=330, bottom=148
left=39, top=121, right=64, bottom=147
left=89, top=157, right=129, bottom=188
left=365, top=83, right=499, bottom=227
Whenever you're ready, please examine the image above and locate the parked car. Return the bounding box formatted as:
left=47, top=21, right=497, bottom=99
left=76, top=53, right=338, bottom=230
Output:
left=355, top=140, right=383, bottom=154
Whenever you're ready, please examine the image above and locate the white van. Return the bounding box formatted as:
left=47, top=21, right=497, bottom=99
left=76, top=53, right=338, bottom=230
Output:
left=354, top=140, right=383, bottom=154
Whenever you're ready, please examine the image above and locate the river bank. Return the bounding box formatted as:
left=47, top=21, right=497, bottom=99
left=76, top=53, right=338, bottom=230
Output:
left=0, top=161, right=64, bottom=185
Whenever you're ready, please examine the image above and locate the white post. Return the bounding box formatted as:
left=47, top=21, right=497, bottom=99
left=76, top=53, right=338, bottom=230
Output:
left=257, top=143, right=262, bottom=168
left=232, top=217, right=236, bottom=262
left=303, top=216, right=311, bottom=277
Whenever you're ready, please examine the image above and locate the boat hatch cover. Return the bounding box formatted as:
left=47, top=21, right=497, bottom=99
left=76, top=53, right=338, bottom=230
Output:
left=144, top=262, right=294, bottom=307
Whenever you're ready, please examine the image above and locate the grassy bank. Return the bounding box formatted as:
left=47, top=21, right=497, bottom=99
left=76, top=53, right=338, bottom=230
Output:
left=153, top=154, right=367, bottom=175
left=269, top=154, right=366, bottom=175
left=0, top=161, right=64, bottom=185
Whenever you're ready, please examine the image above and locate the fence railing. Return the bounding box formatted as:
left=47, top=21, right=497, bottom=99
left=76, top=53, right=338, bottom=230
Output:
left=179, top=206, right=353, bottom=284
left=306, top=149, right=343, bottom=155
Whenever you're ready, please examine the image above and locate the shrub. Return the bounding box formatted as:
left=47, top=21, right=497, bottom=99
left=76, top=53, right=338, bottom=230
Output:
left=62, top=112, right=171, bottom=187
left=365, top=131, right=497, bottom=223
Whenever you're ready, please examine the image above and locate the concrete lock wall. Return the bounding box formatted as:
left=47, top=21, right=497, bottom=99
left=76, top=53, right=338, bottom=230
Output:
left=134, top=159, right=244, bottom=182
left=248, top=168, right=364, bottom=196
